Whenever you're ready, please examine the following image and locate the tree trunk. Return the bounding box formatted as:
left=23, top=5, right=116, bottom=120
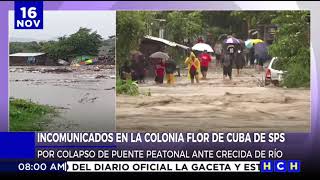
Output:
left=247, top=17, right=251, bottom=39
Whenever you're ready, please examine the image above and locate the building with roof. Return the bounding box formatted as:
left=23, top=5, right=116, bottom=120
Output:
left=139, top=35, right=189, bottom=58
left=9, top=52, right=49, bottom=66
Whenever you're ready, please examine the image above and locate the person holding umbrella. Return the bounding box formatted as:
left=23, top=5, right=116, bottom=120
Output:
left=154, top=59, right=166, bottom=84
left=198, top=50, right=212, bottom=79
left=185, top=51, right=201, bottom=84
left=149, top=51, right=170, bottom=84
left=254, top=42, right=270, bottom=72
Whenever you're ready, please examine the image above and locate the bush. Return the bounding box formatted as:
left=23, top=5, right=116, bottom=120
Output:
left=10, top=98, right=56, bottom=131
left=269, top=11, right=310, bottom=88
left=116, top=78, right=139, bottom=96
left=282, top=62, right=310, bottom=88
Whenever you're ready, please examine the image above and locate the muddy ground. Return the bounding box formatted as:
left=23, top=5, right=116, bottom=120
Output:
left=116, top=66, right=310, bottom=132
left=10, top=65, right=115, bottom=131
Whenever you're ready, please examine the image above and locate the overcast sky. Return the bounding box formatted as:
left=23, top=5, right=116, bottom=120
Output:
left=9, top=11, right=116, bottom=41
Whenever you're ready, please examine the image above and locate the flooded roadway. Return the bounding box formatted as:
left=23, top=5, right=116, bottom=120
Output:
left=116, top=67, right=310, bottom=132
left=10, top=66, right=115, bottom=131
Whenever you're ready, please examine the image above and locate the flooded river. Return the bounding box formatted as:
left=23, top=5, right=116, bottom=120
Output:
left=10, top=66, right=115, bottom=131
left=117, top=67, right=310, bottom=132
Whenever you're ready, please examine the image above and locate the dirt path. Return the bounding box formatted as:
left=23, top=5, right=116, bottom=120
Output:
left=116, top=67, right=310, bottom=132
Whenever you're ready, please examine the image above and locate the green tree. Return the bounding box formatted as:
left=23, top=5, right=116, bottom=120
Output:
left=269, top=11, right=310, bottom=88
left=41, top=27, right=102, bottom=61
left=165, top=11, right=203, bottom=43
left=116, top=11, right=150, bottom=67
left=68, top=27, right=103, bottom=57
left=9, top=41, right=41, bottom=54
left=230, top=11, right=279, bottom=38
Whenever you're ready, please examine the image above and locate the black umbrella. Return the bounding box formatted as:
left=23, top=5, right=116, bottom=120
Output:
left=149, top=52, right=169, bottom=60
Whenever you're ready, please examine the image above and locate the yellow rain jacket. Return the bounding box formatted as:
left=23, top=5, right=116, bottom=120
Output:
left=184, top=52, right=201, bottom=79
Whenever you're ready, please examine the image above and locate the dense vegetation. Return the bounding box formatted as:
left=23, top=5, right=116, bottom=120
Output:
left=10, top=27, right=104, bottom=62
left=116, top=78, right=139, bottom=96
left=10, top=98, right=56, bottom=131
left=268, top=11, right=310, bottom=88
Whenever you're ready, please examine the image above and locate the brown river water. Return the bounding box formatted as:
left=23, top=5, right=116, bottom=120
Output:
left=117, top=67, right=310, bottom=132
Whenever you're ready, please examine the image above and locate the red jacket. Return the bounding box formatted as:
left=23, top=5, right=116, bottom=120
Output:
left=199, top=53, right=212, bottom=67
left=155, top=62, right=165, bottom=77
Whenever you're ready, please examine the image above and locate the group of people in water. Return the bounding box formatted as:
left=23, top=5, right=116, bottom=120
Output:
left=183, top=43, right=243, bottom=84
left=120, top=35, right=269, bottom=85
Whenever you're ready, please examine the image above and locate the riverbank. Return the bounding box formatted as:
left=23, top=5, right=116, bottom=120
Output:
left=10, top=98, right=57, bottom=131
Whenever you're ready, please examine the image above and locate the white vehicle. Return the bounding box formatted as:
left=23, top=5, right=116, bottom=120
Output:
left=265, top=57, right=286, bottom=86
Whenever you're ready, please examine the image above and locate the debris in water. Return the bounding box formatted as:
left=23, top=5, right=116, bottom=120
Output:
left=104, top=87, right=115, bottom=90
left=95, top=75, right=106, bottom=79
left=78, top=93, right=98, bottom=103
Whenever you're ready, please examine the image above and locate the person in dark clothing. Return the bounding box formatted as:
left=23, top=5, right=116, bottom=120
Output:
left=165, top=58, right=177, bottom=85
left=249, top=47, right=255, bottom=68
left=222, top=45, right=235, bottom=80
left=214, top=42, right=223, bottom=67
left=234, top=40, right=245, bottom=76
left=119, top=61, right=131, bottom=80
left=197, top=36, right=204, bottom=43
left=131, top=54, right=147, bottom=83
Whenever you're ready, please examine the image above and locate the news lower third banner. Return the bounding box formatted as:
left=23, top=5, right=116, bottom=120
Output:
left=0, top=132, right=308, bottom=172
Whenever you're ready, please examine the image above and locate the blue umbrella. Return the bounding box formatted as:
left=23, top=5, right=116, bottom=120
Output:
left=245, top=39, right=254, bottom=49
left=254, top=42, right=269, bottom=62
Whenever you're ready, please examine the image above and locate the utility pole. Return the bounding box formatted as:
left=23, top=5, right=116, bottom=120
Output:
left=154, top=19, right=166, bottom=39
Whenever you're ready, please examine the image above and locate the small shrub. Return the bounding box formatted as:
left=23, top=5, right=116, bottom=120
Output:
left=116, top=78, right=139, bottom=96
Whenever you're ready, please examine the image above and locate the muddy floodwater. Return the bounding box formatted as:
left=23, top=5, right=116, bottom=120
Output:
left=117, top=67, right=310, bottom=132
left=10, top=66, right=115, bottom=131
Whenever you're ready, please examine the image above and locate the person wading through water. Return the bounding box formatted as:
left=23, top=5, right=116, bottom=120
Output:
left=155, top=59, right=165, bottom=84
left=165, top=58, right=177, bottom=85
left=214, top=41, right=223, bottom=67
left=119, top=61, right=131, bottom=80
left=199, top=50, right=212, bottom=80
left=235, top=40, right=246, bottom=76
left=222, top=45, right=235, bottom=80
left=185, top=51, right=201, bottom=84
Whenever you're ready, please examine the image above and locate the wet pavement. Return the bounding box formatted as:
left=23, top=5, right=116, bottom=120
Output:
left=10, top=66, right=115, bottom=131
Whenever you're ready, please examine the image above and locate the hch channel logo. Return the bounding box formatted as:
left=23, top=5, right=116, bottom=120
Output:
left=260, top=160, right=300, bottom=173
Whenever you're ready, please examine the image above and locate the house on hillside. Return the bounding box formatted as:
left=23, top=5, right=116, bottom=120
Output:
left=9, top=53, right=50, bottom=66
